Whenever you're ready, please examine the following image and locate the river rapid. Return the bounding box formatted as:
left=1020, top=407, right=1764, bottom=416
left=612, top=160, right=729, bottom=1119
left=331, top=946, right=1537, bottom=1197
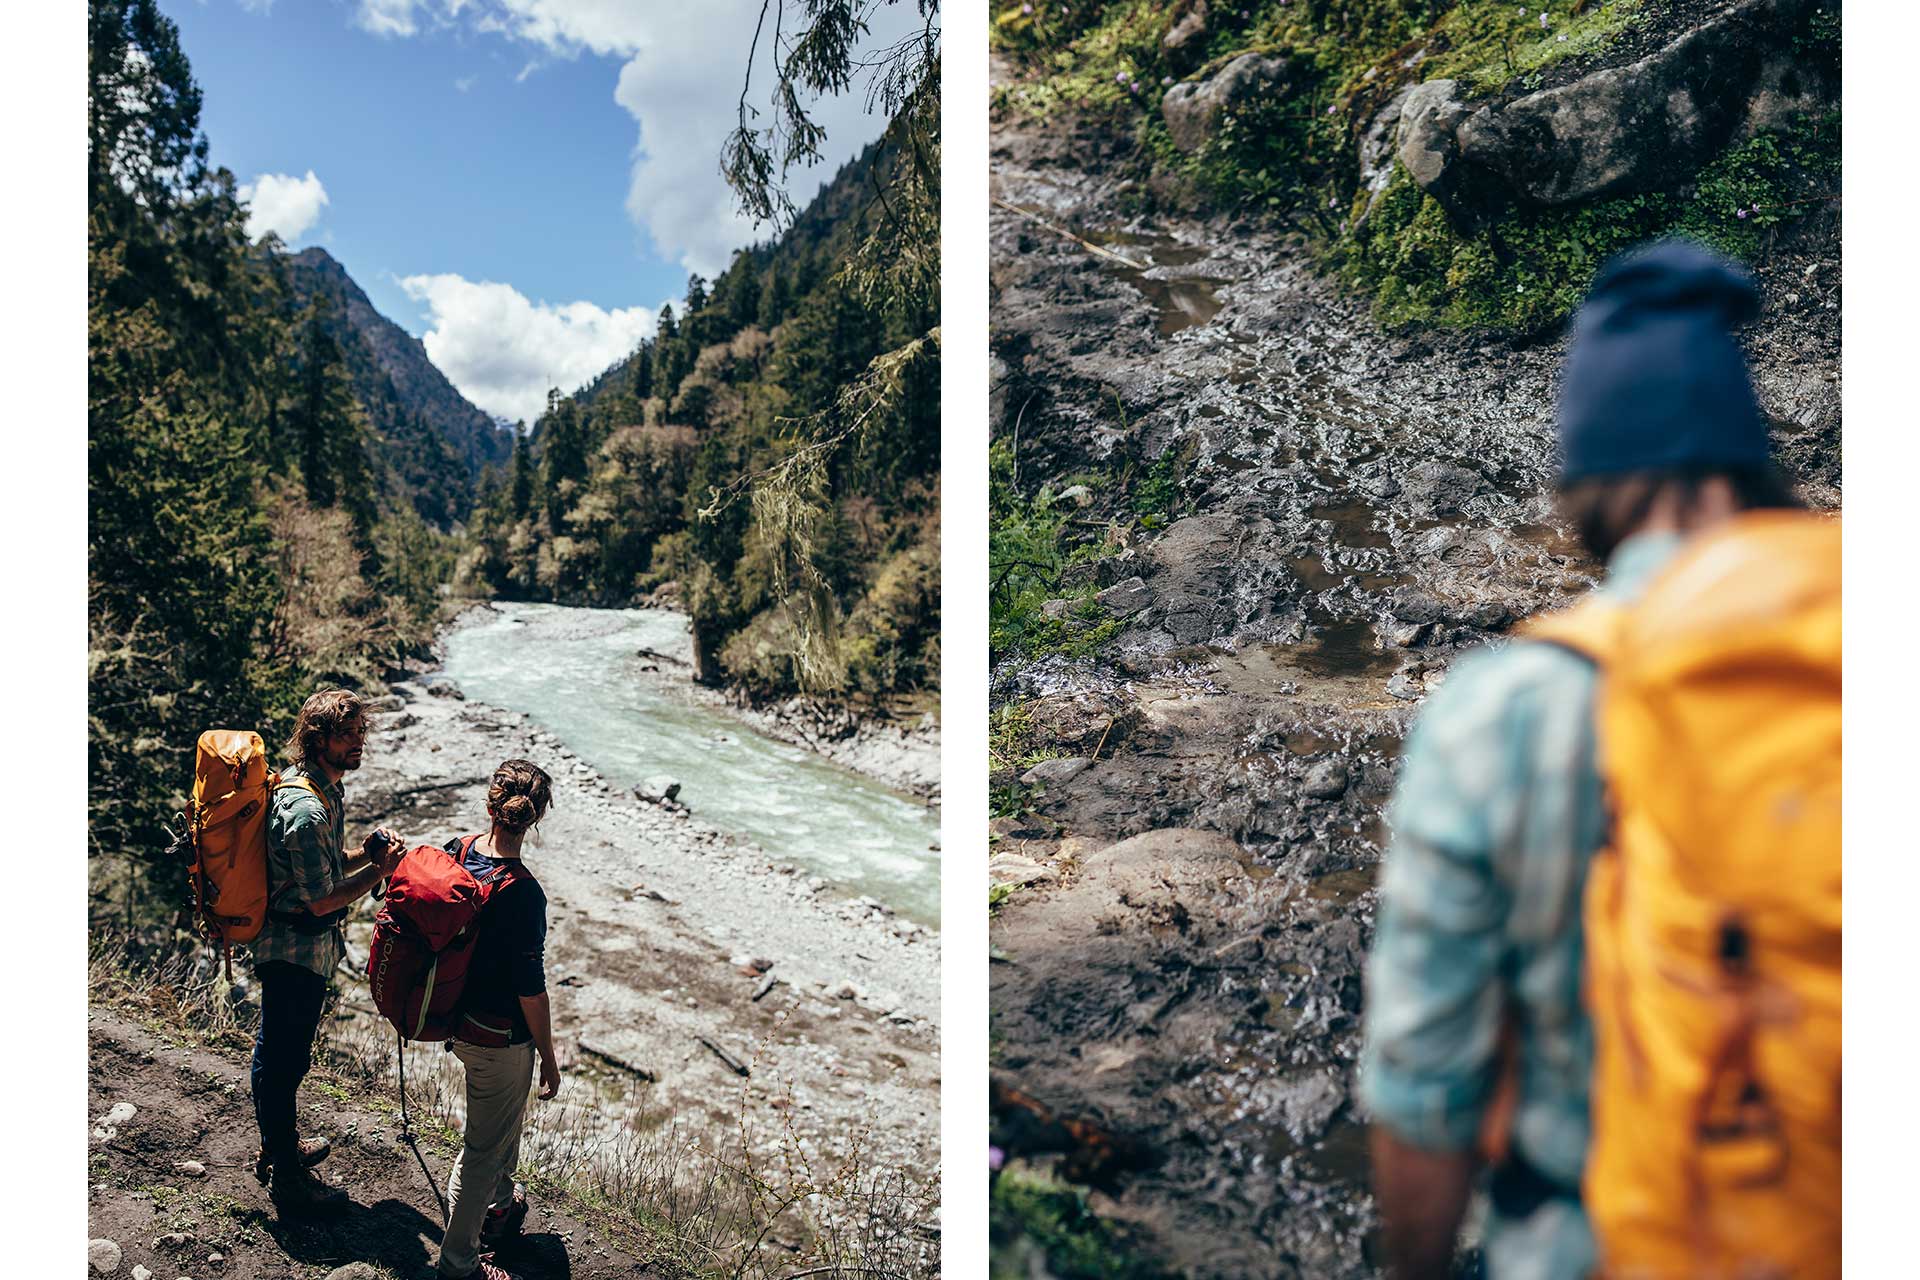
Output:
left=442, top=602, right=942, bottom=925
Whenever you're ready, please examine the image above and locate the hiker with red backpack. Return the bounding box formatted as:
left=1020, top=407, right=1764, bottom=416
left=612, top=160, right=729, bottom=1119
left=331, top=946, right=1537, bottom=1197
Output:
left=252, top=688, right=404, bottom=1215
left=422, top=759, right=560, bottom=1280
left=1361, top=241, right=1839, bottom=1279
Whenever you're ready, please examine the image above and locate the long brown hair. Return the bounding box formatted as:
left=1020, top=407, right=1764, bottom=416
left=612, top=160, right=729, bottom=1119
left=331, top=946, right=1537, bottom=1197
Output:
left=487, top=759, right=553, bottom=835
left=284, top=688, right=366, bottom=769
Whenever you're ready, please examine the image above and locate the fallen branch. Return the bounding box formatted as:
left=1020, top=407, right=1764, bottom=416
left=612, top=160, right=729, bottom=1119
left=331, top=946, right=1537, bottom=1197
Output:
left=578, top=1039, right=659, bottom=1082
left=991, top=196, right=1145, bottom=268
left=698, top=1035, right=750, bottom=1078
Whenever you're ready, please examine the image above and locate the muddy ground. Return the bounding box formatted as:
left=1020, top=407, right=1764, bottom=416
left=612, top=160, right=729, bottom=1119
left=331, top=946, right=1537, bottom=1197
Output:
left=87, top=1008, right=669, bottom=1279
left=985, top=63, right=1840, bottom=1280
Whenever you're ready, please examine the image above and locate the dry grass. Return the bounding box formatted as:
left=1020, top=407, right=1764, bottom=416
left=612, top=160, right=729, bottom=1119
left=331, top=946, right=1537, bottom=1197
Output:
left=88, top=937, right=938, bottom=1280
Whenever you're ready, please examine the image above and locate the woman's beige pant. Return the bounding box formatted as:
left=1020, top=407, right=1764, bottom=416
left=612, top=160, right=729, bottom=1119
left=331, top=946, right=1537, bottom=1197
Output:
left=437, top=1038, right=535, bottom=1277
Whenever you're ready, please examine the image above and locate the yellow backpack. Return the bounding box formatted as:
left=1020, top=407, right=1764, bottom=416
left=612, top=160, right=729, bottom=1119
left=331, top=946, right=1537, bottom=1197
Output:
left=1525, top=511, right=1840, bottom=1279
left=187, top=730, right=333, bottom=957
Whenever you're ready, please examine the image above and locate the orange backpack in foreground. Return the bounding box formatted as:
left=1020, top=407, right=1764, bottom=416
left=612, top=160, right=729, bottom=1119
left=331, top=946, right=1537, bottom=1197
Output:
left=1525, top=511, right=1840, bottom=1280
left=186, top=730, right=332, bottom=954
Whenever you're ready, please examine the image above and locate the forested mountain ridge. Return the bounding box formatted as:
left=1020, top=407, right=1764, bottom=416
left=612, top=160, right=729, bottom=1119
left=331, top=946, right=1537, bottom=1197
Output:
left=283, top=246, right=514, bottom=528
left=466, top=110, right=941, bottom=701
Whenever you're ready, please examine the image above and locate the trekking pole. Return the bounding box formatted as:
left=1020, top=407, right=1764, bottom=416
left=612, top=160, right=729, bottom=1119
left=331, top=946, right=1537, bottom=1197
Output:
left=395, top=1029, right=451, bottom=1226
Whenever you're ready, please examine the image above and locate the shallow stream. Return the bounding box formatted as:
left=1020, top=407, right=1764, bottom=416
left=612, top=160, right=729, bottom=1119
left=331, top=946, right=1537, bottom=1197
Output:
left=442, top=602, right=942, bottom=925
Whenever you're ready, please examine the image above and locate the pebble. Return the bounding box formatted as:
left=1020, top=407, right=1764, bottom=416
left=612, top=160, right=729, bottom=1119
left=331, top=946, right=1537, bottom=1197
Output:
left=132, top=1268, right=153, bottom=1280
left=323, top=1266, right=387, bottom=1280
left=172, top=1160, right=207, bottom=1178
left=88, top=1239, right=122, bottom=1273
left=104, top=1102, right=137, bottom=1126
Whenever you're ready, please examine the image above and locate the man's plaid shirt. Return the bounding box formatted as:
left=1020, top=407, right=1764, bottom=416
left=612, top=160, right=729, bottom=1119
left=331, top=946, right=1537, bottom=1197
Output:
left=1360, top=533, right=1681, bottom=1279
left=251, top=762, right=348, bottom=978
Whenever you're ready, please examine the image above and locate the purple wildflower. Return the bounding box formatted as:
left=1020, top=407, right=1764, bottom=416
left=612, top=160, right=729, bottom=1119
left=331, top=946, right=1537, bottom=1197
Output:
left=1736, top=207, right=1750, bottom=220
left=1116, top=70, right=1130, bottom=83
left=1326, top=103, right=1337, bottom=115
left=1162, top=75, right=1174, bottom=86
left=1540, top=11, right=1550, bottom=28
left=989, top=1145, right=1006, bottom=1172
left=1022, top=2, right=1032, bottom=12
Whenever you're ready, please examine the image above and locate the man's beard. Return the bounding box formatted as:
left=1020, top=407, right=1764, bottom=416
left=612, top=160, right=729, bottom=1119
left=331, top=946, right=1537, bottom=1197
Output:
left=324, top=746, right=362, bottom=773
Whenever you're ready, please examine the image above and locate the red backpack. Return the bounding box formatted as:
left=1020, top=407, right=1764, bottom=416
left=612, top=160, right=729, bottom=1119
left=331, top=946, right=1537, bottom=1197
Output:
left=367, top=836, right=526, bottom=1046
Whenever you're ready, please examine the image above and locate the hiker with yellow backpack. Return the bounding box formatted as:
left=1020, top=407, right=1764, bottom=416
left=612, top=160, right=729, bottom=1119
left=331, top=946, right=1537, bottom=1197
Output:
left=1360, top=241, right=1839, bottom=1279
left=189, top=688, right=404, bottom=1215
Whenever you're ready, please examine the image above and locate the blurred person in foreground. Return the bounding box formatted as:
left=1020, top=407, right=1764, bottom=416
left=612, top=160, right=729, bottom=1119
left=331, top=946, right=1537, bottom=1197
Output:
left=1361, top=240, right=1839, bottom=1279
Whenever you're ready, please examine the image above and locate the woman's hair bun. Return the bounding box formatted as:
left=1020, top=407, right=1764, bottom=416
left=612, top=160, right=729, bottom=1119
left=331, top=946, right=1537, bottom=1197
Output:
left=487, top=758, right=553, bottom=834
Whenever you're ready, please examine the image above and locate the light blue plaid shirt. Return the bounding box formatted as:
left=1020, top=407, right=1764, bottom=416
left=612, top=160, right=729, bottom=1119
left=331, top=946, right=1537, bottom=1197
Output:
left=250, top=763, right=348, bottom=979
left=1360, top=532, right=1682, bottom=1279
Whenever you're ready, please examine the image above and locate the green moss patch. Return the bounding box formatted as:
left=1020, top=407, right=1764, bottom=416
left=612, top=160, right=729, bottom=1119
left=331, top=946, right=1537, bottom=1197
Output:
left=991, top=1168, right=1175, bottom=1279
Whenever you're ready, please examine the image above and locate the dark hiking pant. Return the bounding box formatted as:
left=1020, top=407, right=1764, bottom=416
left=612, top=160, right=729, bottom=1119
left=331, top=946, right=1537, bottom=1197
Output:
left=251, top=960, right=329, bottom=1164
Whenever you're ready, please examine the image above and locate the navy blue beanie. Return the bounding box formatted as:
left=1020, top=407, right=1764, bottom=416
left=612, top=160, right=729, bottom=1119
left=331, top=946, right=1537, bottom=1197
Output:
left=1557, top=240, right=1769, bottom=485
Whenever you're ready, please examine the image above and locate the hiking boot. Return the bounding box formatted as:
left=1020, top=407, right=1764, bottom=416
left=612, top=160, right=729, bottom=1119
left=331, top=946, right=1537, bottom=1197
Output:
left=479, top=1184, right=529, bottom=1247
left=253, top=1136, right=331, bottom=1185
left=268, top=1159, right=348, bottom=1216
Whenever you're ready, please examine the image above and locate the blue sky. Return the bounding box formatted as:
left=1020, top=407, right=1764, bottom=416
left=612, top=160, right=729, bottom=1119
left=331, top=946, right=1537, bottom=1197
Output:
left=162, top=0, right=927, bottom=425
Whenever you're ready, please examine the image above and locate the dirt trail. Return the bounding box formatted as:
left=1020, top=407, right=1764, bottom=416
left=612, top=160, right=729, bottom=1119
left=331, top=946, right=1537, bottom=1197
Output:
left=87, top=1007, right=668, bottom=1280
left=986, top=66, right=1839, bottom=1280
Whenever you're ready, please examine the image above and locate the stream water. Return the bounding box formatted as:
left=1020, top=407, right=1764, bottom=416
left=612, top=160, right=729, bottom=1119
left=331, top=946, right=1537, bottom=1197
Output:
left=442, top=602, right=942, bottom=925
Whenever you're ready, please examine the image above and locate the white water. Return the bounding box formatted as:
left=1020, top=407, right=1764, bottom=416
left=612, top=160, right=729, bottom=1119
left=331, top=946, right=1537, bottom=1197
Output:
left=441, top=602, right=941, bottom=925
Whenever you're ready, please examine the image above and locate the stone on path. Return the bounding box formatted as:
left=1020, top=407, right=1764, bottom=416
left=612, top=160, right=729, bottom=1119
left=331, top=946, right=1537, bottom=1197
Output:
left=88, top=1239, right=122, bottom=1273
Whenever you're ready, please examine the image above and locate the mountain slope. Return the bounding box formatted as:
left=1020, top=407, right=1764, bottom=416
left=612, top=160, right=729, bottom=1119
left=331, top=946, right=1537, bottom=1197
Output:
left=286, top=246, right=515, bottom=526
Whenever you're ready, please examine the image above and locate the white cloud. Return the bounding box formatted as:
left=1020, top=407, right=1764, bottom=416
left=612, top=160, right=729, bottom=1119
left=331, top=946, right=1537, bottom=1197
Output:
left=355, top=0, right=421, bottom=37
left=400, top=273, right=659, bottom=426
left=237, top=0, right=276, bottom=13
left=454, top=75, right=477, bottom=92
left=368, top=1, right=927, bottom=279
left=238, top=170, right=330, bottom=243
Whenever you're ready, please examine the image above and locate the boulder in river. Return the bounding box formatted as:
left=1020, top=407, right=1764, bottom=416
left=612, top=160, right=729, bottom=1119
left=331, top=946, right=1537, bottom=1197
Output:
left=632, top=776, right=682, bottom=804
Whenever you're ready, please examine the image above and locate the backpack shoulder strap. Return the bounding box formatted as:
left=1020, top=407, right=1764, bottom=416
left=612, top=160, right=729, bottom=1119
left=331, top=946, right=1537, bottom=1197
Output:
left=1518, top=594, right=1626, bottom=668
left=271, top=773, right=337, bottom=824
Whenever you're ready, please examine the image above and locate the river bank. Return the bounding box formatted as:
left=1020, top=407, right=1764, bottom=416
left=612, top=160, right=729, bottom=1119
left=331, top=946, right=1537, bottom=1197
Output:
left=986, top=44, right=1840, bottom=1280
left=334, top=608, right=941, bottom=1266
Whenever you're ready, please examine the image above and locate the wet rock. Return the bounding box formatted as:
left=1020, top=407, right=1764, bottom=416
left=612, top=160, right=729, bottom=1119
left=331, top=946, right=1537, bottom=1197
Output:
left=1356, top=82, right=1418, bottom=223
left=1080, top=828, right=1248, bottom=928
left=88, top=1240, right=122, bottom=1273
left=1021, top=756, right=1094, bottom=788
left=1026, top=693, right=1129, bottom=752
left=382, top=711, right=418, bottom=731
left=1096, top=576, right=1152, bottom=618
left=1162, top=53, right=1294, bottom=154
left=988, top=853, right=1056, bottom=888
left=425, top=678, right=465, bottom=700
left=1275, top=1066, right=1345, bottom=1143
left=632, top=776, right=682, bottom=804
left=1402, top=461, right=1483, bottom=517
left=1386, top=619, right=1432, bottom=648
left=1302, top=759, right=1349, bottom=801
left=1386, top=670, right=1425, bottom=701
left=1394, top=78, right=1473, bottom=207
left=1162, top=0, right=1209, bottom=62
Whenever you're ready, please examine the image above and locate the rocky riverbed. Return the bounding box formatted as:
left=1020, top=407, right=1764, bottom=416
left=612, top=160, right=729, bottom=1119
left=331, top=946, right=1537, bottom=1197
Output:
left=986, top=40, right=1839, bottom=1280
left=331, top=604, right=941, bottom=1264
